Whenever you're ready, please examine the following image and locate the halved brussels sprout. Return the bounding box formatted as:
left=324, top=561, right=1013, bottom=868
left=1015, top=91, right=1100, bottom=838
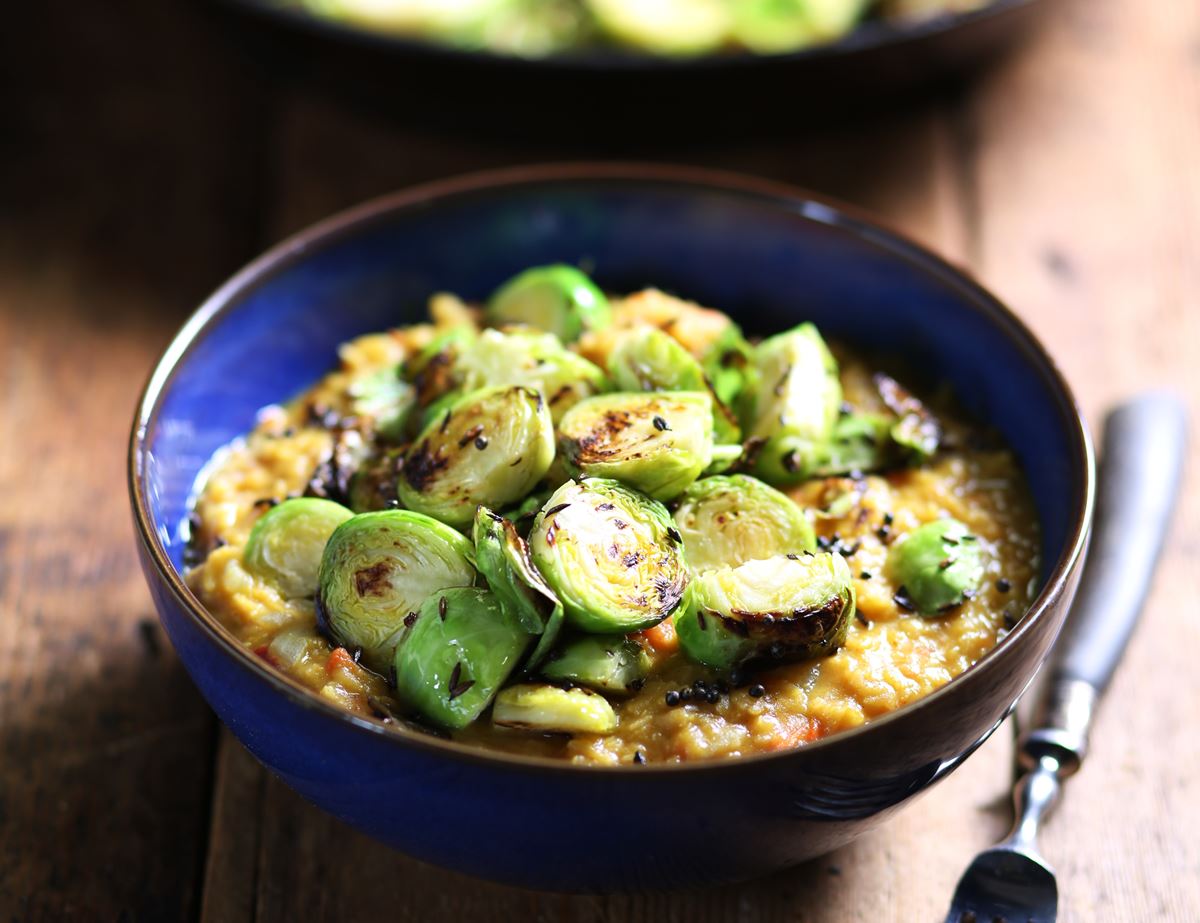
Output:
left=393, top=587, right=531, bottom=730
left=346, top=447, right=406, bottom=513
left=403, top=326, right=475, bottom=410
left=529, top=478, right=690, bottom=633
left=492, top=683, right=618, bottom=734
left=557, top=392, right=714, bottom=501
left=701, top=322, right=754, bottom=410
left=487, top=265, right=610, bottom=342
left=672, top=474, right=816, bottom=572
left=316, top=510, right=476, bottom=672
left=585, top=0, right=731, bottom=55
left=243, top=498, right=355, bottom=598
left=607, top=325, right=741, bottom=444
left=886, top=518, right=984, bottom=614
left=347, top=365, right=414, bottom=441
left=539, top=635, right=649, bottom=695
left=472, top=507, right=564, bottom=661
left=742, top=323, right=842, bottom=485
left=398, top=385, right=555, bottom=528
left=811, top=413, right=894, bottom=477
left=677, top=552, right=855, bottom=671
left=731, top=0, right=868, bottom=51
left=874, top=372, right=941, bottom=463
left=457, top=327, right=608, bottom=424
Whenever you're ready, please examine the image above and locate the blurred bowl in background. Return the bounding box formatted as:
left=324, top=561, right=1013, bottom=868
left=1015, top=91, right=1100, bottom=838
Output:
left=210, top=0, right=1048, bottom=137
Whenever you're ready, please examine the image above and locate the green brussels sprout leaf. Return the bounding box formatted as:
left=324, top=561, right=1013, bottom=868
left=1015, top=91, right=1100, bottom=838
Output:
left=244, top=497, right=355, bottom=598
left=316, top=510, right=476, bottom=672
left=492, top=683, right=618, bottom=734
left=393, top=587, right=531, bottom=730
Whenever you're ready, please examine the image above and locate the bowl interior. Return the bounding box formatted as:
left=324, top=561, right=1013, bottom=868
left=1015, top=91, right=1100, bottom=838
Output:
left=141, top=175, right=1080, bottom=600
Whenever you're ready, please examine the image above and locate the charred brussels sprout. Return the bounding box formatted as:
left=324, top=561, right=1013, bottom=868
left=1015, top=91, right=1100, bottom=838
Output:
left=457, top=327, right=608, bottom=424
left=874, top=372, right=941, bottom=463
left=492, top=683, right=618, bottom=734
left=398, top=385, right=554, bottom=528
left=887, top=518, right=984, bottom=614
left=487, top=265, right=610, bottom=342
left=672, top=475, right=816, bottom=572
left=347, top=366, right=413, bottom=441
left=558, top=392, right=714, bottom=501
left=346, top=447, right=406, bottom=513
left=539, top=635, right=649, bottom=695
left=677, top=552, right=855, bottom=671
left=701, top=322, right=754, bottom=410
left=393, top=587, right=531, bottom=730
left=243, top=498, right=354, bottom=598
left=473, top=507, right=564, bottom=667
left=742, top=323, right=842, bottom=484
left=811, top=413, right=895, bottom=476
left=316, top=510, right=476, bottom=672
left=529, top=479, right=690, bottom=633
left=403, top=326, right=474, bottom=411
left=607, top=325, right=741, bottom=444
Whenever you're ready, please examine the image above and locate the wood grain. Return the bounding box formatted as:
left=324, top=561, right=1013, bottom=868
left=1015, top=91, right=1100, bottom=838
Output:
left=2, top=0, right=1196, bottom=919
left=0, top=1, right=268, bottom=918
left=967, top=0, right=1200, bottom=919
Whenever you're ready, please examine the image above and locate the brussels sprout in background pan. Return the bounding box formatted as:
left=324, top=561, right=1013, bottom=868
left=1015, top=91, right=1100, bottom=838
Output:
left=492, top=683, right=619, bottom=734
left=887, top=518, right=984, bottom=614
left=316, top=510, right=477, bottom=672
left=457, top=327, right=609, bottom=423
left=558, top=391, right=714, bottom=501
left=243, top=498, right=355, bottom=598
left=398, top=385, right=554, bottom=527
left=487, top=265, right=611, bottom=341
left=677, top=552, right=856, bottom=671
left=742, top=323, right=842, bottom=484
left=672, top=474, right=816, bottom=572
left=393, top=587, right=532, bottom=730
left=529, top=478, right=690, bottom=633
left=585, top=0, right=731, bottom=55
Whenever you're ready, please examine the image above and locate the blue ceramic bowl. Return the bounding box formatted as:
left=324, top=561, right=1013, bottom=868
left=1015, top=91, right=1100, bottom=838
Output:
left=129, top=165, right=1093, bottom=892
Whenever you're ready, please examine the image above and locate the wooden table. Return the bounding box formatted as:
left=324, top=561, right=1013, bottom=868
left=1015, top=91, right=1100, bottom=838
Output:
left=2, top=0, right=1196, bottom=918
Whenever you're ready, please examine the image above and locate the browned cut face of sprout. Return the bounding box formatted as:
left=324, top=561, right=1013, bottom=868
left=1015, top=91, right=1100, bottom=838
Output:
left=186, top=265, right=1038, bottom=764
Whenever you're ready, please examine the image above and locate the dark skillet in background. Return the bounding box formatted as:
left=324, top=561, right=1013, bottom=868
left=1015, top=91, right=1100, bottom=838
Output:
left=210, top=0, right=1047, bottom=136
left=129, top=165, right=1092, bottom=892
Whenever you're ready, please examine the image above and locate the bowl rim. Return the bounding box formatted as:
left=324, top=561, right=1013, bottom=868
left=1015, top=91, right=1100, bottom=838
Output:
left=128, top=162, right=1095, bottom=775
left=219, top=0, right=1041, bottom=73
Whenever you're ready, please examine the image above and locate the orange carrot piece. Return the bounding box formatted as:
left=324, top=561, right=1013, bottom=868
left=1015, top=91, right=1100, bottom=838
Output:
left=637, top=618, right=678, bottom=654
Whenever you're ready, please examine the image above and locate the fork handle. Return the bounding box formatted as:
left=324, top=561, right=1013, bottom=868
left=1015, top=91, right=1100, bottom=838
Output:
left=1020, top=394, right=1187, bottom=775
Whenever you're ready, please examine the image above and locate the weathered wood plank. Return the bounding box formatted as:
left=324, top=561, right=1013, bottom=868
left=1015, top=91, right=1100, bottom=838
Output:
left=966, top=0, right=1200, bottom=919
left=0, top=1, right=269, bottom=918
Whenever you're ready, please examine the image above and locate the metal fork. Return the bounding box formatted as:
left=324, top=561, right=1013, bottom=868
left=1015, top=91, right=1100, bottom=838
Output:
left=943, top=394, right=1188, bottom=923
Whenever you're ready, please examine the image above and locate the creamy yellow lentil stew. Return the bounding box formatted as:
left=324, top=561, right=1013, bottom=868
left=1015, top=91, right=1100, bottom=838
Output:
left=186, top=271, right=1039, bottom=765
